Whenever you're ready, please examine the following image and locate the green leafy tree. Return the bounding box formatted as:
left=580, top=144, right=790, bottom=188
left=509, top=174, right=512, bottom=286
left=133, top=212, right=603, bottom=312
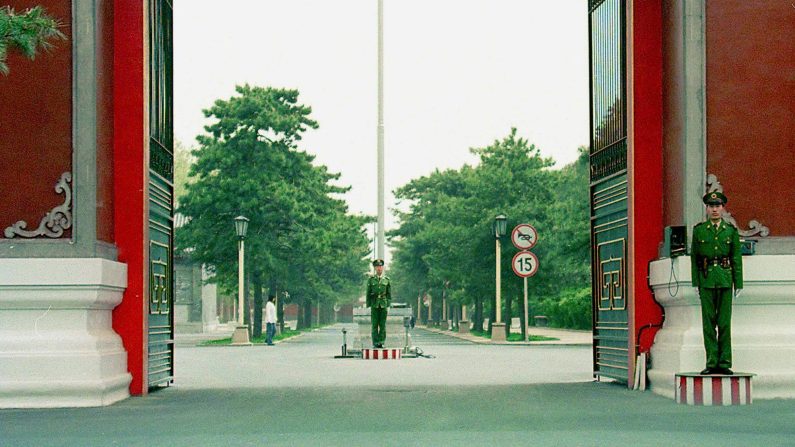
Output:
left=178, top=85, right=370, bottom=334
left=390, top=129, right=591, bottom=332
left=0, top=6, right=66, bottom=75
left=173, top=140, right=195, bottom=208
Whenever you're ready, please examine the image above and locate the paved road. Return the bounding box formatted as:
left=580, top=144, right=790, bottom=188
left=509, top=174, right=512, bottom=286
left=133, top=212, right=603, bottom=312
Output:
left=173, top=324, right=592, bottom=388
left=2, top=324, right=794, bottom=446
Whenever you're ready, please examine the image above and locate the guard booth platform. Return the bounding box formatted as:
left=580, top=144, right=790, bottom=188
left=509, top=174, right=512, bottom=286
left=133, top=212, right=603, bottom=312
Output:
left=675, top=372, right=754, bottom=406
left=352, top=303, right=413, bottom=350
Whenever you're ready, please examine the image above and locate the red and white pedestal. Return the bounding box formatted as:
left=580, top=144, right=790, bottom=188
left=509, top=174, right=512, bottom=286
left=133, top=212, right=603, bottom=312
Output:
left=361, top=348, right=402, bottom=360
left=675, top=372, right=754, bottom=405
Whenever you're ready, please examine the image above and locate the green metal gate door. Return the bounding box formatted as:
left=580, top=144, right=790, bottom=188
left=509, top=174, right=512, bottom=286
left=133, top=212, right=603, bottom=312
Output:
left=147, top=0, right=174, bottom=388
left=589, top=0, right=629, bottom=382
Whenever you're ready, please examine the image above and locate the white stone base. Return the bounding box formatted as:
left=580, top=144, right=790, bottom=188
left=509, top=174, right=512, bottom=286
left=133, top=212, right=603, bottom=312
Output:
left=648, top=255, right=795, bottom=400
left=491, top=323, right=507, bottom=342
left=0, top=258, right=132, bottom=408
left=230, top=325, right=252, bottom=346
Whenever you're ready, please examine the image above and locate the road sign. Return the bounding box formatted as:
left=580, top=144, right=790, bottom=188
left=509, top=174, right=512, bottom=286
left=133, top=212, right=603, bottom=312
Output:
left=511, top=224, right=538, bottom=250
left=512, top=251, right=539, bottom=278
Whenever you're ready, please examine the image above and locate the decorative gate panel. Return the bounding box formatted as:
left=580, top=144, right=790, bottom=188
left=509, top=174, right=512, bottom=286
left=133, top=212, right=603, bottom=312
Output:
left=589, top=0, right=629, bottom=382
left=147, top=0, right=174, bottom=388
left=592, top=176, right=628, bottom=380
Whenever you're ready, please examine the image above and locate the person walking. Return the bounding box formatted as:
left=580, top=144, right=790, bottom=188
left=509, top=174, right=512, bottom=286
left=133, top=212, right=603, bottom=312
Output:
left=366, top=259, right=391, bottom=348
left=265, top=294, right=277, bottom=346
left=691, top=191, right=743, bottom=375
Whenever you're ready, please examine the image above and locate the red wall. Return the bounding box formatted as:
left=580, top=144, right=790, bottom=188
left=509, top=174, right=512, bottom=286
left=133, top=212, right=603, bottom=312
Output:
left=112, top=0, right=147, bottom=396
left=0, top=1, right=72, bottom=237
left=630, top=0, right=664, bottom=363
left=705, top=1, right=795, bottom=236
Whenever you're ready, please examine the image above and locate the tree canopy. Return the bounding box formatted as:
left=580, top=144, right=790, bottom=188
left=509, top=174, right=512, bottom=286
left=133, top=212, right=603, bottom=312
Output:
left=389, top=129, right=591, bottom=331
left=177, top=85, right=371, bottom=328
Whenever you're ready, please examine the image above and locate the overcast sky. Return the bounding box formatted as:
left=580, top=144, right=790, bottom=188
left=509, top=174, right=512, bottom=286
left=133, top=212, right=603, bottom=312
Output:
left=174, top=0, right=589, bottom=254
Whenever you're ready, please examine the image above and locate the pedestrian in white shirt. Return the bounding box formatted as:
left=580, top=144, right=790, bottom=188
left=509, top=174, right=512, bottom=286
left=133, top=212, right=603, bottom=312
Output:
left=265, top=294, right=277, bottom=346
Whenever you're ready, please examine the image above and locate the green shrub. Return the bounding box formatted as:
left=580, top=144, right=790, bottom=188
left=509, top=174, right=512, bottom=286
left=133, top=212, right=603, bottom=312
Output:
left=539, top=287, right=592, bottom=330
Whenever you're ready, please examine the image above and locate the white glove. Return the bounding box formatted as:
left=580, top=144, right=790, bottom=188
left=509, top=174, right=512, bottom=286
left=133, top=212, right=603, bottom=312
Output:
left=734, top=289, right=743, bottom=299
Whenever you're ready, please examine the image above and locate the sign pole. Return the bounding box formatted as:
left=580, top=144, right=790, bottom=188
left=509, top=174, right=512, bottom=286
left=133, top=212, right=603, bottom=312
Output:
left=511, top=223, right=539, bottom=343
left=523, top=276, right=529, bottom=342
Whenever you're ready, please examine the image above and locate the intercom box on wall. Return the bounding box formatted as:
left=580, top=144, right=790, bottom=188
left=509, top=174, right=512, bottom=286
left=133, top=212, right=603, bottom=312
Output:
left=661, top=226, right=687, bottom=258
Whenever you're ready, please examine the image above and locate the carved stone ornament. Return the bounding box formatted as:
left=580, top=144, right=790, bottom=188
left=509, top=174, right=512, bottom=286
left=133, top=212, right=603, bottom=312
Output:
left=4, top=172, right=73, bottom=238
left=706, top=173, right=770, bottom=238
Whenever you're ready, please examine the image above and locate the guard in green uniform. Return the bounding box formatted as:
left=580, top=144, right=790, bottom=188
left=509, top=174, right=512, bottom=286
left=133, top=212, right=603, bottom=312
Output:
left=366, top=259, right=391, bottom=348
left=691, top=191, right=743, bottom=375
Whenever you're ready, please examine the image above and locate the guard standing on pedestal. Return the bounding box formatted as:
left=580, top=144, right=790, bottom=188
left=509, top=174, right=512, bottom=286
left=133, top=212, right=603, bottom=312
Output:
left=691, top=191, right=743, bottom=375
left=366, top=259, right=391, bottom=348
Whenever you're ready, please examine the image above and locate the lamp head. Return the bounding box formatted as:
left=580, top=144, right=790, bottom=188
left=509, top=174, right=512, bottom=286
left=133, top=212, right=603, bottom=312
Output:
left=494, top=214, right=508, bottom=238
left=234, top=215, right=249, bottom=239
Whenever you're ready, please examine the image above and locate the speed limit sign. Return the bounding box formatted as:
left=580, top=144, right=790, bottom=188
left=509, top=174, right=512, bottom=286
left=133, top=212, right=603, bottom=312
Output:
left=512, top=251, right=539, bottom=278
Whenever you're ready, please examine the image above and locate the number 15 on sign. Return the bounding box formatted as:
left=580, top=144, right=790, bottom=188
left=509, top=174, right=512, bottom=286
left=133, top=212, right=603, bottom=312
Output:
left=512, top=251, right=539, bottom=278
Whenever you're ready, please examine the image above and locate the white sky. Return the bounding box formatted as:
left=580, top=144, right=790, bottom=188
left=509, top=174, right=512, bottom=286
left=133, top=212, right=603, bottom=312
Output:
left=174, top=0, right=589, bottom=255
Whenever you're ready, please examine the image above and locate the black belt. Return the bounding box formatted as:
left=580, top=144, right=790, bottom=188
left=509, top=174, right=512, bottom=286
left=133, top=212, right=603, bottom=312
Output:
left=700, top=256, right=731, bottom=270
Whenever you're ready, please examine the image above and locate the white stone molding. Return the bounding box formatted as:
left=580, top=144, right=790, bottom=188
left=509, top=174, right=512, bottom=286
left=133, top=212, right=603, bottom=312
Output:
left=706, top=173, right=770, bottom=237
left=4, top=172, right=73, bottom=239
left=647, top=255, right=795, bottom=399
left=0, top=258, right=131, bottom=408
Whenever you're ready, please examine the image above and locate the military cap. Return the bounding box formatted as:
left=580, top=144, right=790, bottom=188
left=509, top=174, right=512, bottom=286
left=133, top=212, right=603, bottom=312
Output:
left=703, top=191, right=728, bottom=205
left=372, top=259, right=384, bottom=266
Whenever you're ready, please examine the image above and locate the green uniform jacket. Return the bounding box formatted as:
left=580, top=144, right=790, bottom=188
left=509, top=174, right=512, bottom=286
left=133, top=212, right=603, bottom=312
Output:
left=366, top=274, right=391, bottom=309
left=690, top=220, right=743, bottom=289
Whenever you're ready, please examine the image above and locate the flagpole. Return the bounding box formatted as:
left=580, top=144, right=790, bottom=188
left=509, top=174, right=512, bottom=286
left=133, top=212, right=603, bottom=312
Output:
left=376, top=0, right=385, bottom=260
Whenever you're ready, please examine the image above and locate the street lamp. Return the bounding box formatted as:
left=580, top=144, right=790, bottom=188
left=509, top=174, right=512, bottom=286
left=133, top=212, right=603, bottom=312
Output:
left=492, top=214, right=508, bottom=341
left=231, top=215, right=252, bottom=345
left=280, top=290, right=289, bottom=334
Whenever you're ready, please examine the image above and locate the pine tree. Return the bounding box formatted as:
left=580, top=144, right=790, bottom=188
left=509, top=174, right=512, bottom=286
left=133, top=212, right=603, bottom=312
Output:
left=0, top=6, right=66, bottom=75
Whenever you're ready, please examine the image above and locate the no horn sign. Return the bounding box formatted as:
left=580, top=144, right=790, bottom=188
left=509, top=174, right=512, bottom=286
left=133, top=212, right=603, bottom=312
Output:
left=511, top=224, right=538, bottom=250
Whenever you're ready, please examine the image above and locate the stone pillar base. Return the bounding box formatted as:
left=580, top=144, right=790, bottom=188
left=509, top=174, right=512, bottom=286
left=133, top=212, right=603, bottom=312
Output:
left=0, top=258, right=132, bottom=408
left=230, top=326, right=252, bottom=345
left=491, top=323, right=506, bottom=342
left=458, top=320, right=470, bottom=334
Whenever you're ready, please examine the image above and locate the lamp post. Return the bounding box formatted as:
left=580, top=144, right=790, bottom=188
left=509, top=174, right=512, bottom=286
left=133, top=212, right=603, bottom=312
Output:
left=280, top=290, right=289, bottom=335
left=491, top=214, right=508, bottom=341
left=231, top=215, right=252, bottom=345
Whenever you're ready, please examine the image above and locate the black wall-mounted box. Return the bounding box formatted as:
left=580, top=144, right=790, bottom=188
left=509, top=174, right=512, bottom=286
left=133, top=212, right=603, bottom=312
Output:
left=662, top=226, right=687, bottom=257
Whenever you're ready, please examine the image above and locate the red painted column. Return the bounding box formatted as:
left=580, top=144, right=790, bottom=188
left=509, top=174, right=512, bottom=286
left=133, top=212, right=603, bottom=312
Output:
left=628, top=0, right=664, bottom=371
left=113, top=0, right=147, bottom=396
